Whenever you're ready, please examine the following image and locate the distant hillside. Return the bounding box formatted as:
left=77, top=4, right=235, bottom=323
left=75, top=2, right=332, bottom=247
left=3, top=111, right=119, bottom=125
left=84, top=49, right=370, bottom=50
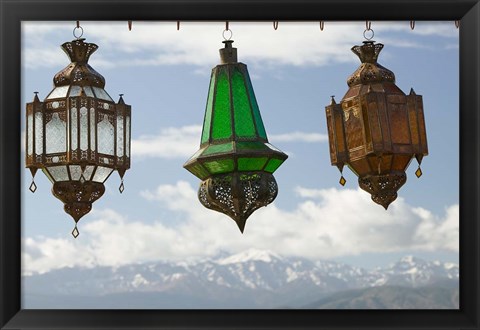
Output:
left=305, top=284, right=459, bottom=309
left=23, top=249, right=459, bottom=309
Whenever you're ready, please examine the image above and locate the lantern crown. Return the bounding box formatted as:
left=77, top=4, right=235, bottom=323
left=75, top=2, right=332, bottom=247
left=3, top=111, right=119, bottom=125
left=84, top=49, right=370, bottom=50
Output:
left=53, top=38, right=106, bottom=88
left=347, top=41, right=395, bottom=88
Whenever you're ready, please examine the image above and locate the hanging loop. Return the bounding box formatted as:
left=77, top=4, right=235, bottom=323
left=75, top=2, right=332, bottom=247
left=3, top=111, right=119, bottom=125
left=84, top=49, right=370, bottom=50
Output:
left=319, top=21, right=325, bottom=31
left=455, top=20, right=460, bottom=28
left=177, top=21, right=180, bottom=30
left=365, top=20, right=371, bottom=30
left=222, top=28, right=233, bottom=41
left=410, top=20, right=415, bottom=30
left=73, top=25, right=84, bottom=39
left=273, top=21, right=279, bottom=30
left=363, top=28, right=374, bottom=40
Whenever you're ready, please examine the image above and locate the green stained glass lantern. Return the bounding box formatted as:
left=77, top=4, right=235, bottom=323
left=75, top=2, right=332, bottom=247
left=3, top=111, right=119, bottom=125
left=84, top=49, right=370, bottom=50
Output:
left=184, top=39, right=288, bottom=233
left=26, top=37, right=131, bottom=237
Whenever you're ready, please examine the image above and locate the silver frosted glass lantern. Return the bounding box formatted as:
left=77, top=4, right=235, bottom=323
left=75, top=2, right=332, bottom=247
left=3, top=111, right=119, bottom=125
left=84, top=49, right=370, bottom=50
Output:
left=26, top=37, right=131, bottom=238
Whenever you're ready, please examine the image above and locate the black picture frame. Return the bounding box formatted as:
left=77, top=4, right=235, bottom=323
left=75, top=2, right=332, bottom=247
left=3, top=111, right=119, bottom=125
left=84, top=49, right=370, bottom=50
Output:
left=1, top=0, right=478, bottom=329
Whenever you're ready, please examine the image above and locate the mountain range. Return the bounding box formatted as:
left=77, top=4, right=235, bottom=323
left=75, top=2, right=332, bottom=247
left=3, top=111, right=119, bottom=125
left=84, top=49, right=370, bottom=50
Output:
left=23, top=249, right=459, bottom=309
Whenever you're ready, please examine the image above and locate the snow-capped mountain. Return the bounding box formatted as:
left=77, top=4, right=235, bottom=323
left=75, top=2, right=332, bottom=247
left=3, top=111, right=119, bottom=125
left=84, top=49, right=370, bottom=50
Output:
left=23, top=249, right=458, bottom=309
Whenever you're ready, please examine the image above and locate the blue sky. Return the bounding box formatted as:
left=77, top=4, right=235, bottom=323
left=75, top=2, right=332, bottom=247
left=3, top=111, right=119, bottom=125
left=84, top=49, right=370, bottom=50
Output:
left=21, top=21, right=458, bottom=274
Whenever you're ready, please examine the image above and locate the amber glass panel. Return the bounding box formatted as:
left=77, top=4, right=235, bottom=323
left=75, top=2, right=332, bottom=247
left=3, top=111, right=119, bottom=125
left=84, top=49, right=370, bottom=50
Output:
left=201, top=72, right=216, bottom=144
left=203, top=159, right=234, bottom=174
left=244, top=67, right=267, bottom=139
left=238, top=157, right=268, bottom=171
left=232, top=68, right=256, bottom=137
left=263, top=158, right=284, bottom=173
left=212, top=68, right=232, bottom=140
left=202, top=142, right=234, bottom=156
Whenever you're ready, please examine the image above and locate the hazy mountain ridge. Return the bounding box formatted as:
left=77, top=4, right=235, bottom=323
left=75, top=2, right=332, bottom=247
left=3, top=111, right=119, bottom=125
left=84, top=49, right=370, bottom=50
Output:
left=24, top=249, right=458, bottom=309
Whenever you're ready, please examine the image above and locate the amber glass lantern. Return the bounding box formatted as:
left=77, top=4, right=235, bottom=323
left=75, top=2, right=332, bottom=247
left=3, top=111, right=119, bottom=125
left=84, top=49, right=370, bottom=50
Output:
left=26, top=37, right=131, bottom=237
left=325, top=39, right=428, bottom=209
left=184, top=39, right=288, bottom=232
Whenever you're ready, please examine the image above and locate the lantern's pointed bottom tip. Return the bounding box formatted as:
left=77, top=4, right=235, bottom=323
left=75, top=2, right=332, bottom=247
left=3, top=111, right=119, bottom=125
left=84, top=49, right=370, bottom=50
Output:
left=236, top=220, right=247, bottom=233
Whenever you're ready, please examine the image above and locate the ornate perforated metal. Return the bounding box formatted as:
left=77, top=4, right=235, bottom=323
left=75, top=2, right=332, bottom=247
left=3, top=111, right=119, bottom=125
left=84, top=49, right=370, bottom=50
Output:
left=185, top=40, right=287, bottom=232
left=199, top=172, right=278, bottom=233
left=325, top=40, right=428, bottom=209
left=25, top=38, right=132, bottom=237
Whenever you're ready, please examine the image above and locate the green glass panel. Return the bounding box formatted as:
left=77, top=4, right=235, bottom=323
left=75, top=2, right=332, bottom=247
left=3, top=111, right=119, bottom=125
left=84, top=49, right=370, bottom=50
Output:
left=236, top=141, right=269, bottom=151
left=238, top=157, right=268, bottom=171
left=264, top=158, right=284, bottom=173
left=202, top=142, right=234, bottom=156
left=201, top=72, right=216, bottom=144
left=232, top=68, right=256, bottom=138
left=212, top=68, right=232, bottom=140
left=203, top=159, right=234, bottom=174
left=187, top=163, right=210, bottom=180
left=244, top=67, right=267, bottom=139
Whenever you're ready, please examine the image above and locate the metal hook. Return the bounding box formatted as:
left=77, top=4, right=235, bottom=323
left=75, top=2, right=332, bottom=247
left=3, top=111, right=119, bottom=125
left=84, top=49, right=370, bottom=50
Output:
left=410, top=20, right=415, bottom=30
left=455, top=20, right=460, bottom=28
left=273, top=21, right=279, bottom=30
left=320, top=21, right=324, bottom=31
left=128, top=21, right=132, bottom=31
left=226, top=21, right=229, bottom=31
left=76, top=21, right=80, bottom=28
left=365, top=20, right=371, bottom=30
left=177, top=21, right=180, bottom=30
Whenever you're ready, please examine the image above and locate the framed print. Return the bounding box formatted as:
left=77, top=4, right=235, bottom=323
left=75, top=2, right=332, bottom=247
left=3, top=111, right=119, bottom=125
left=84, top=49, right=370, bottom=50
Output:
left=1, top=0, right=479, bottom=329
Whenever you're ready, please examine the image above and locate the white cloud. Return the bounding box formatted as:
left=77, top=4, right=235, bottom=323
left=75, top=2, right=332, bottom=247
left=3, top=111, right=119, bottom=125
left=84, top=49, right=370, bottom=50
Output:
left=22, top=21, right=458, bottom=70
left=23, top=181, right=458, bottom=275
left=269, top=132, right=328, bottom=143
left=131, top=125, right=327, bottom=159
left=131, top=125, right=200, bottom=159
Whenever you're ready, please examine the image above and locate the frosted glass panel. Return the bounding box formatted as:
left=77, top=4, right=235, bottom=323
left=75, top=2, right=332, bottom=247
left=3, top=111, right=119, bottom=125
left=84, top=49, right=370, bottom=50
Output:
left=35, top=112, right=43, bottom=155
left=83, top=165, right=94, bottom=181
left=98, top=114, right=114, bottom=155
left=126, top=116, right=130, bottom=157
left=27, top=114, right=33, bottom=155
left=80, top=107, right=88, bottom=151
left=92, top=166, right=113, bottom=183
left=47, top=165, right=69, bottom=182
left=70, top=107, right=78, bottom=150
left=46, top=86, right=69, bottom=100
left=42, top=168, right=54, bottom=183
left=69, top=165, right=82, bottom=180
left=45, top=113, right=66, bottom=154
left=90, top=108, right=96, bottom=151
left=69, top=86, right=82, bottom=97
left=116, top=114, right=124, bottom=157
left=83, top=86, right=94, bottom=97
left=92, top=87, right=113, bottom=101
